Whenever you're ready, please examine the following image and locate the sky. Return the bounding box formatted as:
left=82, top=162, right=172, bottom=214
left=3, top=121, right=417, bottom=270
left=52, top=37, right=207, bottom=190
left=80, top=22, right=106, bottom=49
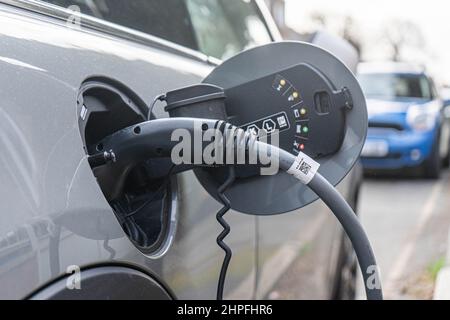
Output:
left=284, top=0, right=450, bottom=85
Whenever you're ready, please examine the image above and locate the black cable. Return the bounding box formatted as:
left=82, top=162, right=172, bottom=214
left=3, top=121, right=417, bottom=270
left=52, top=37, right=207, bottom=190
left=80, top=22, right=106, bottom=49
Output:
left=308, top=173, right=383, bottom=300
left=260, top=142, right=383, bottom=300
left=216, top=166, right=236, bottom=300
left=100, top=118, right=382, bottom=299
left=147, top=94, right=166, bottom=120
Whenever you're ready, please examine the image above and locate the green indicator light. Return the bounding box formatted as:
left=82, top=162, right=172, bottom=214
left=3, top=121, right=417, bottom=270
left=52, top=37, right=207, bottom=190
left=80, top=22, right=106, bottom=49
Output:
left=303, top=126, right=309, bottom=134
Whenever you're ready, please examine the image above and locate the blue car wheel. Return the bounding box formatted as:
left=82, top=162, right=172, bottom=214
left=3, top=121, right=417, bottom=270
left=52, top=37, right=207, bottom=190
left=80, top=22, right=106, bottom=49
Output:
left=423, top=134, right=442, bottom=179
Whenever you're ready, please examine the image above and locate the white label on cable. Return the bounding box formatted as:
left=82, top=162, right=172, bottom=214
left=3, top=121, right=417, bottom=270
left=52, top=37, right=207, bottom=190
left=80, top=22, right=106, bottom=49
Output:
left=287, top=152, right=320, bottom=184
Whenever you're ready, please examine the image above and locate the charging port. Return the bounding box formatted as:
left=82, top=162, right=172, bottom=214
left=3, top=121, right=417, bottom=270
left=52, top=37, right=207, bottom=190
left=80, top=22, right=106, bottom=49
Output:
left=77, top=77, right=176, bottom=256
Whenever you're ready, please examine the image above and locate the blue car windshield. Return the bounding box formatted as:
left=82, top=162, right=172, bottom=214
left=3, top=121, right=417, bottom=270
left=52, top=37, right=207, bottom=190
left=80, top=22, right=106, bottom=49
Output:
left=358, top=73, right=432, bottom=100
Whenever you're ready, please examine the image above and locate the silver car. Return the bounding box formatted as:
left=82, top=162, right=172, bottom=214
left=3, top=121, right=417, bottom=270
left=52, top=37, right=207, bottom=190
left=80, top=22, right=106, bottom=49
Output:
left=0, top=0, right=362, bottom=299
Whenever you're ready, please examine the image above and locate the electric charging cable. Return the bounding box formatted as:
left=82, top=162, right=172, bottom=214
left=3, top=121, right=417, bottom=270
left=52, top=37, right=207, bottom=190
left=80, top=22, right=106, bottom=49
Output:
left=93, top=118, right=383, bottom=300
left=215, top=167, right=236, bottom=300
left=220, top=122, right=383, bottom=300
left=285, top=156, right=382, bottom=300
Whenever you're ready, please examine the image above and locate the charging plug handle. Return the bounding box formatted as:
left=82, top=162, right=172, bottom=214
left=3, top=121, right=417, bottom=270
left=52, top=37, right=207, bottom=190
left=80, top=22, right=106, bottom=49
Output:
left=91, top=118, right=220, bottom=201
left=93, top=118, right=382, bottom=300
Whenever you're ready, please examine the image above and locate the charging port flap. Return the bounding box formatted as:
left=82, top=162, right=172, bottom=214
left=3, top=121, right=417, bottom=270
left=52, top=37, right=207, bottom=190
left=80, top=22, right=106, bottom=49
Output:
left=77, top=78, right=176, bottom=256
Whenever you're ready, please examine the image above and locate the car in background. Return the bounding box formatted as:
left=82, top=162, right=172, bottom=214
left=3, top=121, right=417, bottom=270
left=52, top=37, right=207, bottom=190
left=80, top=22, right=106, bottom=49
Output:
left=441, top=87, right=450, bottom=110
left=358, top=62, right=450, bottom=178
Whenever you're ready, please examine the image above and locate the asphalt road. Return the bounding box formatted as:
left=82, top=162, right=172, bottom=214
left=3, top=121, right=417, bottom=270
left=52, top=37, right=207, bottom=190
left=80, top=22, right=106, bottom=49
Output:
left=358, top=169, right=450, bottom=299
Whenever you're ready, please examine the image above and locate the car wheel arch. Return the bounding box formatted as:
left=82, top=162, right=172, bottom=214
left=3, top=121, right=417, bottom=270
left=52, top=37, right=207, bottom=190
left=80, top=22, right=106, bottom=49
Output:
left=26, top=262, right=176, bottom=300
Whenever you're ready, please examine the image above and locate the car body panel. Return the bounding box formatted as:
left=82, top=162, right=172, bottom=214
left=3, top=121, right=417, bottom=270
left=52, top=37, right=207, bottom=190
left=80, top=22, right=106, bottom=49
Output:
left=29, top=265, right=174, bottom=300
left=0, top=1, right=361, bottom=300
left=0, top=4, right=258, bottom=299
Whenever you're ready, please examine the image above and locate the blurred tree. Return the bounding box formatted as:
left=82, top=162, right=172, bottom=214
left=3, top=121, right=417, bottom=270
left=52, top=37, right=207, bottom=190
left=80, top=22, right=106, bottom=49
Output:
left=310, top=12, right=363, bottom=58
left=310, top=11, right=327, bottom=27
left=341, top=16, right=363, bottom=56
left=383, top=20, right=426, bottom=61
left=265, top=0, right=286, bottom=29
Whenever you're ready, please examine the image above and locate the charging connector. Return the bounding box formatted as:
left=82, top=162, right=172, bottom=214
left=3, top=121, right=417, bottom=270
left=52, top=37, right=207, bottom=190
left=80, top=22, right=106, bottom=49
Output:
left=94, top=118, right=382, bottom=300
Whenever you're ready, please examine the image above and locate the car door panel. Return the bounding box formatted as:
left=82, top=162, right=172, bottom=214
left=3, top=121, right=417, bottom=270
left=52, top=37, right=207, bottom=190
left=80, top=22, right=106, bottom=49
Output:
left=0, top=4, right=256, bottom=299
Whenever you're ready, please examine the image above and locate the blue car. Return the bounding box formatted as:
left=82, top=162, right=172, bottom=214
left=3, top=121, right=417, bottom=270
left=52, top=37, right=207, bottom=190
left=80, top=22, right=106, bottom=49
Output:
left=358, top=63, right=450, bottom=178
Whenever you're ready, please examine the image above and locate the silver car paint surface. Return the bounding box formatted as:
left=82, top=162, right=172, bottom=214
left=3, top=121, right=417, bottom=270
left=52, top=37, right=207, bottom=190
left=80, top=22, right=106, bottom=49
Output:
left=0, top=1, right=357, bottom=299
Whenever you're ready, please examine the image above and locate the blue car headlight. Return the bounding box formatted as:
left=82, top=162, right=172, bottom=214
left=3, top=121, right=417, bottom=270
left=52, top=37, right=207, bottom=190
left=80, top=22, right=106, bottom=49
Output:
left=406, top=103, right=440, bottom=132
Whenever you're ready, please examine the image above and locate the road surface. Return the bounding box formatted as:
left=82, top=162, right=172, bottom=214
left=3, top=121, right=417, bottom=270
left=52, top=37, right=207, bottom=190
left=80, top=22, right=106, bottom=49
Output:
left=358, top=169, right=450, bottom=299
